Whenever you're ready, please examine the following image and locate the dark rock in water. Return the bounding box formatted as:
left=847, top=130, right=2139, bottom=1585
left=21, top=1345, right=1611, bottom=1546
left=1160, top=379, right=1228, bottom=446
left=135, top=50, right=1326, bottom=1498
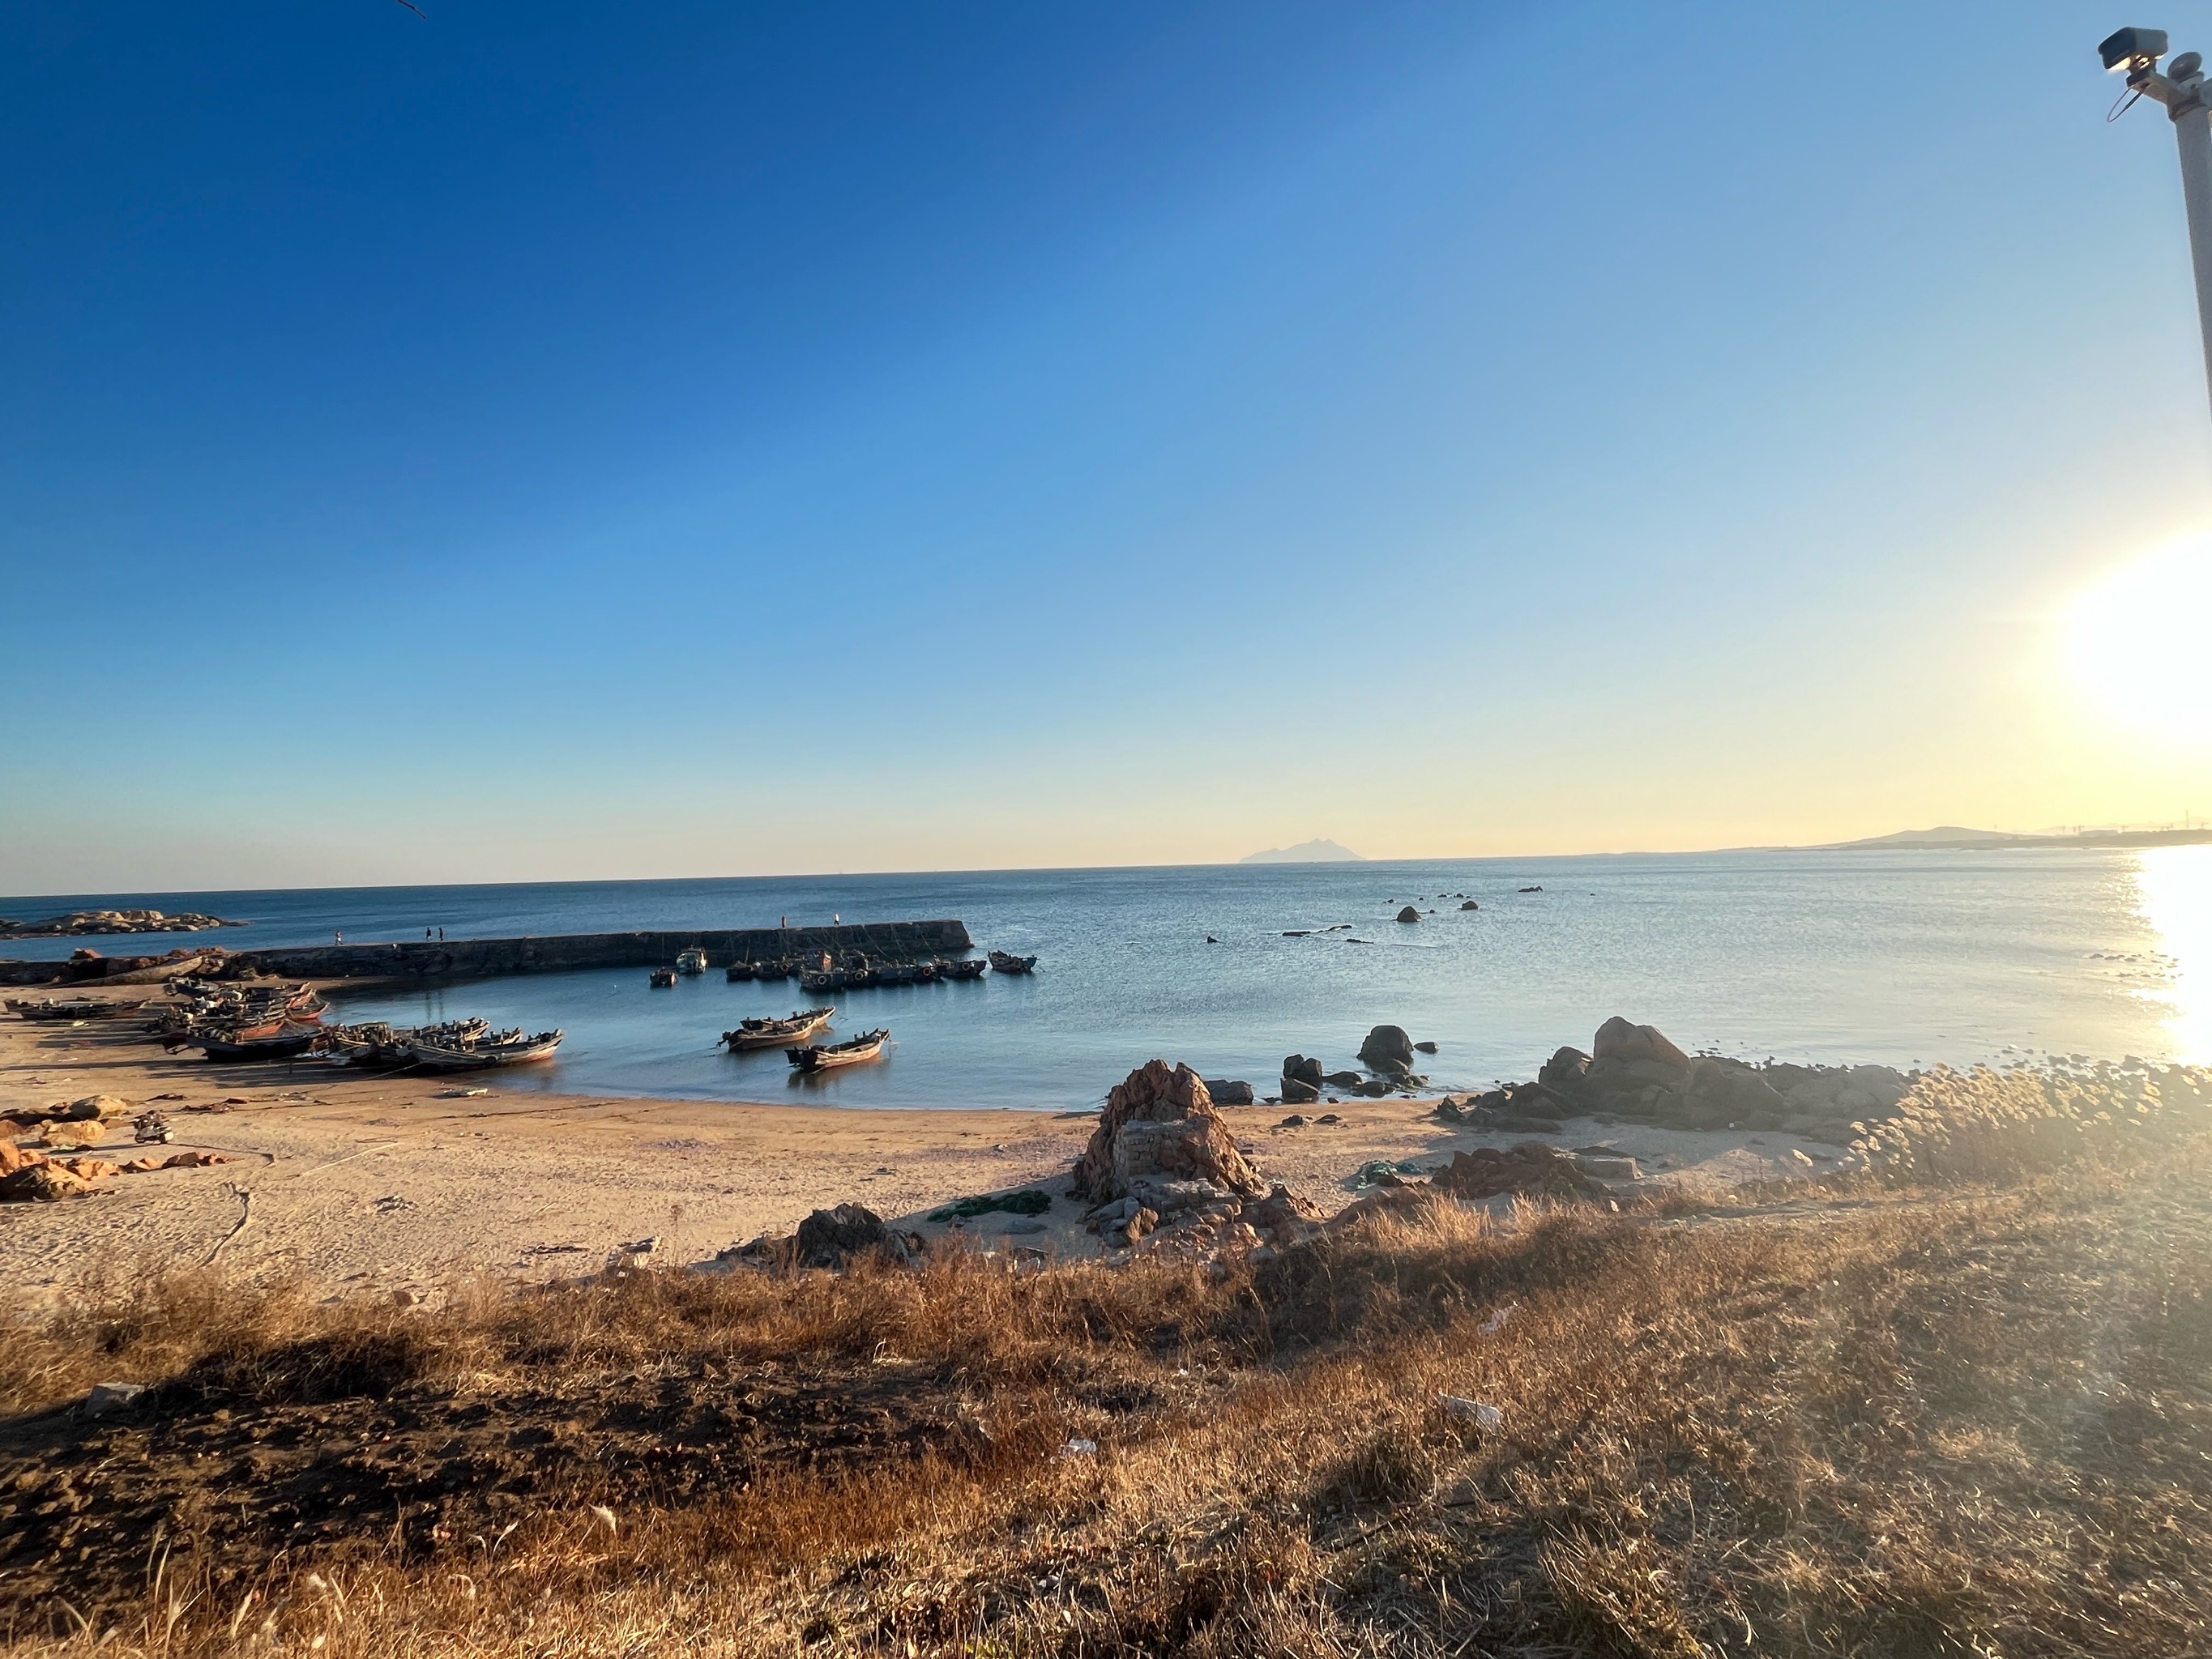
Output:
left=1206, top=936, right=1219, bottom=944
left=1282, top=1076, right=1322, bottom=1105
left=1324, top=1070, right=1362, bottom=1088
left=1282, top=1054, right=1323, bottom=1086
left=1205, top=1079, right=1255, bottom=1106
left=1459, top=900, right=1480, bottom=911
left=1414, top=1039, right=1439, bottom=1054
left=1072, top=1061, right=1266, bottom=1203
left=795, top=1204, right=916, bottom=1269
left=1352, top=1077, right=1392, bottom=1098
left=1357, top=1025, right=1415, bottom=1068
left=1395, top=906, right=1421, bottom=924
left=1518, top=885, right=1542, bottom=893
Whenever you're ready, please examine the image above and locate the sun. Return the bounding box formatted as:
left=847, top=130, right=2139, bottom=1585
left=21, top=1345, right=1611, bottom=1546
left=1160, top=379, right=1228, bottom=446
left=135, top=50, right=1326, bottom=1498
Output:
left=2065, top=535, right=2212, bottom=748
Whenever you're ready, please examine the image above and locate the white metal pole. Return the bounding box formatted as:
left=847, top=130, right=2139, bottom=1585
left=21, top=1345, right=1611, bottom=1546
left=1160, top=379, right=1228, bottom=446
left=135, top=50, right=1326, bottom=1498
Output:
left=2171, top=100, right=2212, bottom=420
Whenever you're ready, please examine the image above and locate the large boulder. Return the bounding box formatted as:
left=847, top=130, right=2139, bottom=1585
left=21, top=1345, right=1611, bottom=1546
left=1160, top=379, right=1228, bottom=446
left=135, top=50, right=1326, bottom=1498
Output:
left=1358, top=1025, right=1415, bottom=1069
left=1282, top=1055, right=1324, bottom=1087
left=1686, top=1057, right=1788, bottom=1123
left=1395, top=906, right=1421, bottom=924
left=1073, top=1061, right=1266, bottom=1204
left=1592, top=1017, right=1693, bottom=1071
left=793, top=1204, right=914, bottom=1269
left=1539, top=1047, right=1591, bottom=1093
left=1204, top=1079, right=1255, bottom=1107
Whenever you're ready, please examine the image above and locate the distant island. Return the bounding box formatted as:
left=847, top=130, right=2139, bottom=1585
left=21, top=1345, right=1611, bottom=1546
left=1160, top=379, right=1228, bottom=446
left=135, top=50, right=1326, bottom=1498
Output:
left=0, top=907, right=246, bottom=940
left=1241, top=838, right=1365, bottom=864
left=1821, top=825, right=2212, bottom=851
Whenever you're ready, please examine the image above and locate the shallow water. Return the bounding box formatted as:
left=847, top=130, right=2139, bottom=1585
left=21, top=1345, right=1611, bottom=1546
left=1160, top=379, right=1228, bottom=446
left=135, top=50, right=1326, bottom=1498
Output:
left=6, top=847, right=2206, bottom=1108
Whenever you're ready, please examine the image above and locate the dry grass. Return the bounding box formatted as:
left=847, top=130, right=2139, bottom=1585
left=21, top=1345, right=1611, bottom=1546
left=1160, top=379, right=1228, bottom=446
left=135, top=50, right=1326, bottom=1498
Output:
left=6, top=1068, right=2212, bottom=1657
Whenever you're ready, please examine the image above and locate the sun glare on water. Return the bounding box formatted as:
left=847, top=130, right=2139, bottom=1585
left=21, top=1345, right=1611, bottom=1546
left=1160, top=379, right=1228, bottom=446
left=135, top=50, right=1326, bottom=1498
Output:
left=2065, top=537, right=2212, bottom=748
left=2137, top=846, right=2212, bottom=1064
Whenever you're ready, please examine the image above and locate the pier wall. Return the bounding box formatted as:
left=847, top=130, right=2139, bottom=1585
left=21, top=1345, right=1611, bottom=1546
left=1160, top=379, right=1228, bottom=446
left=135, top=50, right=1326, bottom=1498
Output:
left=229, top=919, right=974, bottom=982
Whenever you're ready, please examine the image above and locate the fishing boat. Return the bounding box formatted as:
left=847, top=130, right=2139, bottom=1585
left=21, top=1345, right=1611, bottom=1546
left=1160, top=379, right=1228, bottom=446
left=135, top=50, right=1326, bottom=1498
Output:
left=786, top=1027, right=889, bottom=1073
left=180, top=1021, right=326, bottom=1061
left=756, top=958, right=792, bottom=981
left=988, top=951, right=1039, bottom=975
left=7, top=996, right=147, bottom=1021
left=933, top=957, right=988, bottom=981
left=677, top=948, right=708, bottom=975
left=405, top=1026, right=565, bottom=1071
left=724, top=960, right=755, bottom=982
left=724, top=1006, right=835, bottom=1051
left=649, top=966, right=678, bottom=987
left=798, top=968, right=844, bottom=994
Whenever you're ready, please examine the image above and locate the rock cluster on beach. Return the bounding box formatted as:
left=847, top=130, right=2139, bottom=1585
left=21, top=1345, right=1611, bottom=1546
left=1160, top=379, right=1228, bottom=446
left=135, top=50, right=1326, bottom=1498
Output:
left=1434, top=1014, right=1915, bottom=1144
left=2, top=1096, right=233, bottom=1201
left=0, top=909, right=243, bottom=940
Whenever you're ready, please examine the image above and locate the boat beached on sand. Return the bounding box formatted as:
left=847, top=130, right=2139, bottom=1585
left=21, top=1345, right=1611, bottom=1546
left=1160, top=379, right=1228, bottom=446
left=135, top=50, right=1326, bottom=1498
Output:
left=723, top=1007, right=835, bottom=1051
left=405, top=1026, right=565, bottom=1071
left=7, top=996, right=147, bottom=1021
left=786, top=1028, right=890, bottom=1073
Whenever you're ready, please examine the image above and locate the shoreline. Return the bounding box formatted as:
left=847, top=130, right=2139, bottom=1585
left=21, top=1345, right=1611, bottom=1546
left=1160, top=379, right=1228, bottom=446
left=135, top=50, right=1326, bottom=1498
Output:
left=1, top=989, right=1836, bottom=1303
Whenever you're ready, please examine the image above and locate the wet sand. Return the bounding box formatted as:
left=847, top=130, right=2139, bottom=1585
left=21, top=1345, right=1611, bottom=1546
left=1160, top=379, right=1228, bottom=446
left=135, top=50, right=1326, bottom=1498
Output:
left=1, top=989, right=1836, bottom=1303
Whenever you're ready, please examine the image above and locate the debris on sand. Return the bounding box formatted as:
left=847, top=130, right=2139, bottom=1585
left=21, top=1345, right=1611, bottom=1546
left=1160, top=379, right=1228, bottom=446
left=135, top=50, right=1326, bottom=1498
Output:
left=930, top=1188, right=1053, bottom=1223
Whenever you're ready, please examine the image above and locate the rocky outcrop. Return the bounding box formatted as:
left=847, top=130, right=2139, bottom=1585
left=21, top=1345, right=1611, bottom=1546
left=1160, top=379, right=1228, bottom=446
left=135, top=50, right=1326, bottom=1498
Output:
left=1592, top=1017, right=1692, bottom=1070
left=1072, top=1062, right=1266, bottom=1205
left=0, top=909, right=242, bottom=940
left=1204, top=1079, right=1254, bottom=1107
left=793, top=1204, right=916, bottom=1269
left=1432, top=1142, right=1612, bottom=1202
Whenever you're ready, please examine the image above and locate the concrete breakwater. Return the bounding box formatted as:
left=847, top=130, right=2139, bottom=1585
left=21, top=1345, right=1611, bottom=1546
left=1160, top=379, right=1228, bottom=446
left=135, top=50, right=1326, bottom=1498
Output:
left=233, top=920, right=974, bottom=983
left=0, top=920, right=974, bottom=987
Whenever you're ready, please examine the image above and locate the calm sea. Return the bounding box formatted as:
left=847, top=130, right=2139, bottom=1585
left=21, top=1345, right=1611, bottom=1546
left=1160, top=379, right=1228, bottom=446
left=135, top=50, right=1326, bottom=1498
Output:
left=6, top=849, right=2207, bottom=1109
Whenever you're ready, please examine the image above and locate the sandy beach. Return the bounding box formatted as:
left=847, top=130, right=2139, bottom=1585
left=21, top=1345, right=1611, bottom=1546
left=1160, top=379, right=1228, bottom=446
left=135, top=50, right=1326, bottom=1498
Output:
left=0, top=985, right=1845, bottom=1302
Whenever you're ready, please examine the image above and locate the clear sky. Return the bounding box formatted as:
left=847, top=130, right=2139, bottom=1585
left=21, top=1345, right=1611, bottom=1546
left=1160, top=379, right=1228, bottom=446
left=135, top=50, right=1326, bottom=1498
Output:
left=5, top=0, right=2210, bottom=895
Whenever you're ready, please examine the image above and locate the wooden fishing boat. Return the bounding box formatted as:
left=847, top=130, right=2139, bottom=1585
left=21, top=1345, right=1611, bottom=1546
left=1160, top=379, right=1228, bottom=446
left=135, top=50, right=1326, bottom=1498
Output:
left=756, top=959, right=792, bottom=981
left=405, top=1026, right=564, bottom=1071
left=7, top=996, right=147, bottom=1021
left=934, top=957, right=988, bottom=981
left=181, top=1021, right=325, bottom=1061
left=988, top=951, right=1038, bottom=975
left=677, top=948, right=708, bottom=975
left=786, top=1027, right=889, bottom=1073
left=649, top=966, right=678, bottom=987
left=724, top=1006, right=835, bottom=1051
left=798, top=968, right=843, bottom=994
left=724, top=960, right=755, bottom=982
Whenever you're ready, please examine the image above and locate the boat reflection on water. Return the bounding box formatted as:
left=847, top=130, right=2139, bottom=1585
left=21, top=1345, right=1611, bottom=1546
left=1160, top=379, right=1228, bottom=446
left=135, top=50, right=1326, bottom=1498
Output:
left=2135, top=846, right=2212, bottom=1064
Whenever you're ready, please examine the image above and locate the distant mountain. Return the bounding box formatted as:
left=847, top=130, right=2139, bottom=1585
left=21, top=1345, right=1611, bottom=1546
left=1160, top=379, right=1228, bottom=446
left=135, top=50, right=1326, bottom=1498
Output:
left=1241, top=838, right=1365, bottom=864
left=1830, top=826, right=2030, bottom=848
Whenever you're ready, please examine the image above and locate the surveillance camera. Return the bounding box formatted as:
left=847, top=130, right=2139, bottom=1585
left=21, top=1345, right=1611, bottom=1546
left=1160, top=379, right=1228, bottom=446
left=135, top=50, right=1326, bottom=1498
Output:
left=2099, top=25, right=2171, bottom=71
left=2173, top=49, right=2204, bottom=79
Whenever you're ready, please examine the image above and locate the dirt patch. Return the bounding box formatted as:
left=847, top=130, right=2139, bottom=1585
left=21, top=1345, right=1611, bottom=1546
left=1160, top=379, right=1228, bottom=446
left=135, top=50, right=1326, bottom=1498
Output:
left=0, top=1354, right=990, bottom=1618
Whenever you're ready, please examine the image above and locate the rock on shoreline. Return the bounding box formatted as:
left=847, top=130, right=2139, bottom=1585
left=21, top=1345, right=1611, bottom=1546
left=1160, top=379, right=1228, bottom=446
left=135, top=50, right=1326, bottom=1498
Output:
left=0, top=909, right=245, bottom=940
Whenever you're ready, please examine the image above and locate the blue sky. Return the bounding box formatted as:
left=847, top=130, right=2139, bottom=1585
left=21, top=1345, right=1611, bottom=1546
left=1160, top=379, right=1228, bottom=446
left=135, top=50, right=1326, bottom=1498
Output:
left=5, top=1, right=2210, bottom=893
